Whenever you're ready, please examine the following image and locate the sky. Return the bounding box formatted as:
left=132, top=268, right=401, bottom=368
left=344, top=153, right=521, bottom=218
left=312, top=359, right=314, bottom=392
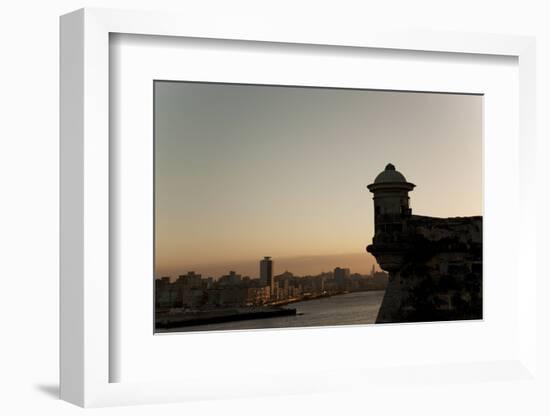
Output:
left=154, top=81, right=482, bottom=279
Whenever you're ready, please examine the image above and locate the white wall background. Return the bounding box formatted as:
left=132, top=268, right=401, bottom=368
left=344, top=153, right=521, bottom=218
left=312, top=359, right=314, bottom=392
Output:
left=1, top=0, right=549, bottom=415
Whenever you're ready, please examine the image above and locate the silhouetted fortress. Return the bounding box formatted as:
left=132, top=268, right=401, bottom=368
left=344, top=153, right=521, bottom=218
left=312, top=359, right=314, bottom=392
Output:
left=366, top=164, right=482, bottom=323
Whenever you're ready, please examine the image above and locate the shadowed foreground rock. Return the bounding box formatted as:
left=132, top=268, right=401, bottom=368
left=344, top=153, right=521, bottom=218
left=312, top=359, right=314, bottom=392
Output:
left=366, top=164, right=482, bottom=323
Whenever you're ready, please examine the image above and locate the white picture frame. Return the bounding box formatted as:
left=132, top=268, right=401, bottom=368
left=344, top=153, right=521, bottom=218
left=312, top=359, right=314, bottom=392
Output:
left=60, top=7, right=537, bottom=408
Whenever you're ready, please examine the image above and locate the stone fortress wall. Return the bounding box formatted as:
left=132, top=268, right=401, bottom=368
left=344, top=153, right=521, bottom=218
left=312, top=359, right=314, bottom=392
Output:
left=366, top=164, right=482, bottom=323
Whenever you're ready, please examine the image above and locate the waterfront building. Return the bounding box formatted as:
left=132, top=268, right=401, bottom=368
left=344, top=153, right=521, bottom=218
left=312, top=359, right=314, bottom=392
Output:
left=179, top=288, right=205, bottom=308
left=219, top=271, right=242, bottom=286
left=334, top=267, right=350, bottom=290
left=260, top=256, right=274, bottom=289
left=205, top=277, right=214, bottom=289
left=177, top=271, right=203, bottom=289
left=245, top=286, right=271, bottom=305
left=219, top=287, right=248, bottom=306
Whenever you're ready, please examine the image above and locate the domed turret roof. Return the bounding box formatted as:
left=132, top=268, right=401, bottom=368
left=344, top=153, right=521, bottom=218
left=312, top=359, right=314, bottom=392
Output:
left=374, top=163, right=407, bottom=184
left=367, top=163, right=415, bottom=193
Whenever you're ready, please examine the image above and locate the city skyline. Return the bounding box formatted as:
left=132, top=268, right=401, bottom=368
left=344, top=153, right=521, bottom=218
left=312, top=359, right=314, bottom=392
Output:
left=155, top=82, right=482, bottom=279
left=156, top=252, right=381, bottom=280
left=157, top=254, right=383, bottom=282
left=155, top=253, right=389, bottom=331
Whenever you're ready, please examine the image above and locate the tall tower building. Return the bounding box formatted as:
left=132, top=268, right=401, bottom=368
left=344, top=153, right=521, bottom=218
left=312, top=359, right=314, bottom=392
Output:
left=260, top=256, right=273, bottom=289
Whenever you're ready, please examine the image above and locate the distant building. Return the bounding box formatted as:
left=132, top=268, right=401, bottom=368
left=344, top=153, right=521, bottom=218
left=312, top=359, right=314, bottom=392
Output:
left=245, top=286, right=271, bottom=305
left=260, top=256, right=274, bottom=289
left=155, top=277, right=172, bottom=309
left=177, top=271, right=203, bottom=289
left=204, top=277, right=214, bottom=289
left=334, top=267, right=350, bottom=287
left=156, top=276, right=171, bottom=291
left=219, top=287, right=248, bottom=306
left=219, top=271, right=242, bottom=286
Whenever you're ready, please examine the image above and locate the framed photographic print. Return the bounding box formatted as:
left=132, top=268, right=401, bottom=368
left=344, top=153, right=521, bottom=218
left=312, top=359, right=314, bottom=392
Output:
left=152, top=81, right=482, bottom=333
left=60, top=7, right=538, bottom=408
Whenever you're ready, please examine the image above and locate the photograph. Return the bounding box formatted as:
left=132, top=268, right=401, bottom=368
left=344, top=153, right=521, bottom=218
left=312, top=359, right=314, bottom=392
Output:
left=153, top=81, right=483, bottom=333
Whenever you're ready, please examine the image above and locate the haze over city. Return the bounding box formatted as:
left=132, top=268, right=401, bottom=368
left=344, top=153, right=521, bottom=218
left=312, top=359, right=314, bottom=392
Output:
left=154, top=81, right=482, bottom=279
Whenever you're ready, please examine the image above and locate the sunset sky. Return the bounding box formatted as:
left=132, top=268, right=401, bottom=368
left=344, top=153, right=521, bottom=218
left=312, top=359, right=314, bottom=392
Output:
left=154, top=82, right=482, bottom=279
